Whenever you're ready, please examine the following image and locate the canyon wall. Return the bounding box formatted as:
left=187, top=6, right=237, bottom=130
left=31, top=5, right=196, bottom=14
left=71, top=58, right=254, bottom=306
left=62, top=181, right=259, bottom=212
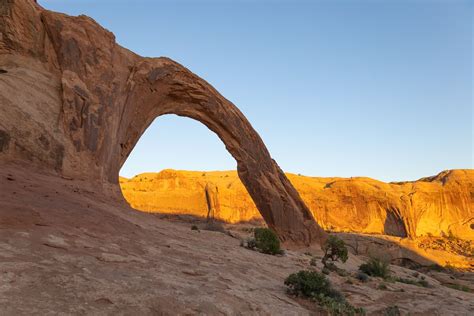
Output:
left=121, top=169, right=474, bottom=241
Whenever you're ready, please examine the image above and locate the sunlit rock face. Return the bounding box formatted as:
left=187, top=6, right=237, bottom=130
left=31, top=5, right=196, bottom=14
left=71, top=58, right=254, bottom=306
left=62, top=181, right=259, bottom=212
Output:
left=121, top=169, right=474, bottom=241
left=0, top=0, right=325, bottom=245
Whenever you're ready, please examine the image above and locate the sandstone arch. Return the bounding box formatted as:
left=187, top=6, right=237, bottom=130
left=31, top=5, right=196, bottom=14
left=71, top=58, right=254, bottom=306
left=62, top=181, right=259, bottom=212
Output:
left=113, top=58, right=325, bottom=245
left=0, top=0, right=326, bottom=245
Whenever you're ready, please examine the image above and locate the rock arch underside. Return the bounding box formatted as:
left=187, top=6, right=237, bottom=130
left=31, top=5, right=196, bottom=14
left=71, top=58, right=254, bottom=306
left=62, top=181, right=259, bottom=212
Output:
left=0, top=0, right=326, bottom=245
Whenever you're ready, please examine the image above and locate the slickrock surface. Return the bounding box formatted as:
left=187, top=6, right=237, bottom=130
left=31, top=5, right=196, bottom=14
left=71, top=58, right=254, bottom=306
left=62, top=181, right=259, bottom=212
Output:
left=0, top=0, right=324, bottom=245
left=1, top=165, right=473, bottom=315
left=121, top=169, right=474, bottom=241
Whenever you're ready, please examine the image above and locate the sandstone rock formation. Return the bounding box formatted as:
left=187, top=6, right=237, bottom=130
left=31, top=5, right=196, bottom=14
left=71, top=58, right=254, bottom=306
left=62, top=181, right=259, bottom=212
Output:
left=0, top=0, right=325, bottom=245
left=121, top=169, right=474, bottom=241
left=1, top=2, right=473, bottom=313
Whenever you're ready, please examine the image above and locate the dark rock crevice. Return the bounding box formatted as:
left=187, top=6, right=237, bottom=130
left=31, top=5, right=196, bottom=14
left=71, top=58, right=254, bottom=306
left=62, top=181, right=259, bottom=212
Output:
left=384, top=208, right=408, bottom=238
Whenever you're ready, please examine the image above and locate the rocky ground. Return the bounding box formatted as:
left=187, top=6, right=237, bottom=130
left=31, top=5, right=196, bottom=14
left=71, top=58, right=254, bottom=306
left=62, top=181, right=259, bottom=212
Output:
left=1, top=164, right=473, bottom=315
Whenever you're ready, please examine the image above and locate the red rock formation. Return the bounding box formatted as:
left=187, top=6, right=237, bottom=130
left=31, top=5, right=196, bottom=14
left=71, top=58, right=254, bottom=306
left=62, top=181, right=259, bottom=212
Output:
left=120, top=169, right=474, bottom=241
left=0, top=0, right=326, bottom=245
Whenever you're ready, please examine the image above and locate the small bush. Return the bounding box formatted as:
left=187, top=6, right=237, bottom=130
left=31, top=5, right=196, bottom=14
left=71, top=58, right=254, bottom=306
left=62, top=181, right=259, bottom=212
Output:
left=322, top=235, right=349, bottom=268
left=284, top=270, right=365, bottom=315
left=383, top=305, right=401, bottom=316
left=254, top=227, right=282, bottom=255
left=446, top=283, right=471, bottom=292
left=310, top=257, right=318, bottom=266
left=191, top=225, right=199, bottom=231
left=318, top=294, right=366, bottom=316
left=356, top=272, right=369, bottom=283
left=395, top=277, right=430, bottom=288
left=285, top=270, right=332, bottom=297
left=359, top=258, right=390, bottom=279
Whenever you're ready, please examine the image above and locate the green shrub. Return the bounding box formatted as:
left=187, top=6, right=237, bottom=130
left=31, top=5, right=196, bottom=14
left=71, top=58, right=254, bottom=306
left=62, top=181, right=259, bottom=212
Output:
left=359, top=258, right=390, bottom=279
left=285, top=270, right=332, bottom=297
left=322, top=235, right=349, bottom=268
left=395, top=277, right=430, bottom=288
left=284, top=270, right=365, bottom=315
left=383, top=305, right=401, bottom=316
left=446, top=283, right=471, bottom=292
left=191, top=225, right=199, bottom=231
left=254, top=227, right=281, bottom=255
left=356, top=272, right=369, bottom=282
left=318, top=294, right=366, bottom=316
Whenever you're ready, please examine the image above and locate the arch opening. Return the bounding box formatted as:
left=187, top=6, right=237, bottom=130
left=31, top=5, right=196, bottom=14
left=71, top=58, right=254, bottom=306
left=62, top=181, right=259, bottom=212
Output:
left=119, top=115, right=260, bottom=224
left=109, top=58, right=328, bottom=246
left=120, top=114, right=237, bottom=178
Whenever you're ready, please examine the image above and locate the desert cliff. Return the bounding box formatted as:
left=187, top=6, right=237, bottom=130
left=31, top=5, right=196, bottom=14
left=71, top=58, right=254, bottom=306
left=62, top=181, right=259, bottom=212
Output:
left=120, top=169, right=474, bottom=241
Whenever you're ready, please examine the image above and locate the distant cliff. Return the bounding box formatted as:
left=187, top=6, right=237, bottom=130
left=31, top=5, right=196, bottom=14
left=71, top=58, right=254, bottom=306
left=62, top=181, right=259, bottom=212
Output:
left=120, top=169, right=474, bottom=241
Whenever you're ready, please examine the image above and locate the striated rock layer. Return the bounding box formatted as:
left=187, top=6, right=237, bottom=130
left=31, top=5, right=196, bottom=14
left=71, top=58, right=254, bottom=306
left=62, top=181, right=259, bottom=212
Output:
left=120, top=169, right=474, bottom=241
left=0, top=0, right=325, bottom=245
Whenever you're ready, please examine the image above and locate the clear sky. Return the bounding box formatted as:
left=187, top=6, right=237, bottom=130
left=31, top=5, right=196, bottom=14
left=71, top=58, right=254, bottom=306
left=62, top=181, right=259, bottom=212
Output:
left=41, top=0, right=473, bottom=182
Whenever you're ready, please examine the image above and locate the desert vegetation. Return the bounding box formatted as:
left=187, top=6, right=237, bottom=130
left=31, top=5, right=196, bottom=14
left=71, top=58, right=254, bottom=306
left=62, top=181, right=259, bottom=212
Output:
left=446, top=283, right=472, bottom=293
left=358, top=257, right=435, bottom=288
left=394, top=276, right=430, bottom=288
left=417, top=234, right=474, bottom=258
left=359, top=257, right=391, bottom=279
left=322, top=235, right=349, bottom=268
left=382, top=305, right=401, bottom=316
left=241, top=227, right=283, bottom=255
left=285, top=270, right=365, bottom=315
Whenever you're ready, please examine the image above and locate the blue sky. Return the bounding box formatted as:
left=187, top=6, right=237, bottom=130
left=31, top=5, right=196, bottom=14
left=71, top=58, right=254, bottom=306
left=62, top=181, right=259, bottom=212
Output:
left=41, top=0, right=472, bottom=182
